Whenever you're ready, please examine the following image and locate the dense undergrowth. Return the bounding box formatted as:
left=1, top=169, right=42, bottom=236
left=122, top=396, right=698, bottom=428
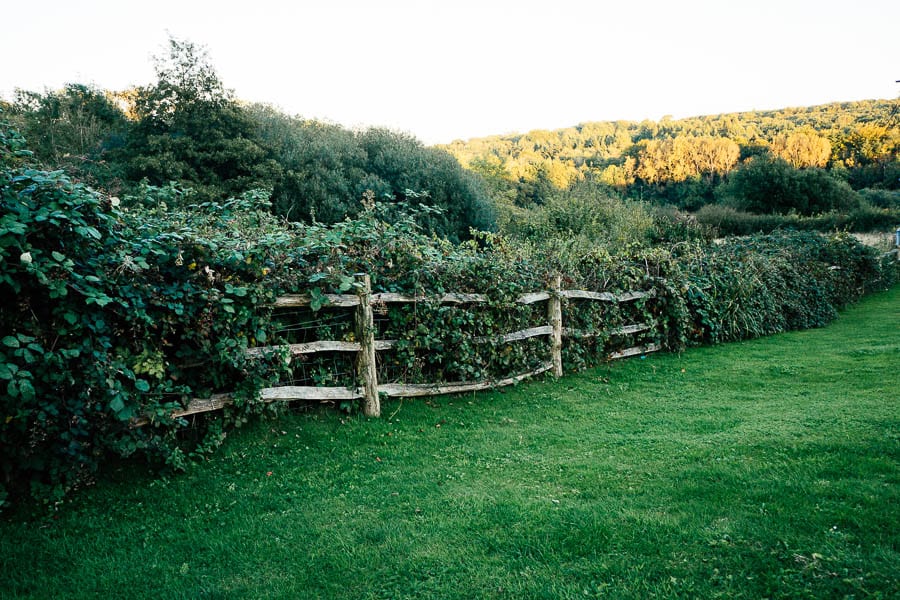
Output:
left=2, top=119, right=897, bottom=509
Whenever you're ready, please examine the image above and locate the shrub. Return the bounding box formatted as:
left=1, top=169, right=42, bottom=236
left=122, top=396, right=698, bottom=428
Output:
left=858, top=188, right=900, bottom=210
left=499, top=181, right=667, bottom=255
left=660, top=232, right=891, bottom=345
left=717, top=156, right=859, bottom=215
left=695, top=203, right=900, bottom=236
left=1, top=137, right=292, bottom=506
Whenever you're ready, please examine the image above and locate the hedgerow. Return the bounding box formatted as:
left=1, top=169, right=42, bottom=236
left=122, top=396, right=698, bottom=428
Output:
left=695, top=203, right=900, bottom=236
left=2, top=120, right=896, bottom=509
left=0, top=168, right=290, bottom=506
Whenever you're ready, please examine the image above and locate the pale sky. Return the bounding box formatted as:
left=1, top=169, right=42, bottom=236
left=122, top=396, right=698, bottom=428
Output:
left=2, top=0, right=897, bottom=145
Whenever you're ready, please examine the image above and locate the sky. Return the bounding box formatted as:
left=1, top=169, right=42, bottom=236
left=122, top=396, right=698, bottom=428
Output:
left=2, top=0, right=898, bottom=145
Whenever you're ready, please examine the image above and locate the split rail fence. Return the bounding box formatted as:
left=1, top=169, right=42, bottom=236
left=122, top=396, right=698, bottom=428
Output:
left=152, top=274, right=661, bottom=422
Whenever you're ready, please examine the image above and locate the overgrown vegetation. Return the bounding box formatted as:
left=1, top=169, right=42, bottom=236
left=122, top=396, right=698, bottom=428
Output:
left=2, top=37, right=494, bottom=242
left=4, top=36, right=897, bottom=242
left=1, top=286, right=897, bottom=599
left=444, top=99, right=899, bottom=237
left=3, top=107, right=897, bottom=508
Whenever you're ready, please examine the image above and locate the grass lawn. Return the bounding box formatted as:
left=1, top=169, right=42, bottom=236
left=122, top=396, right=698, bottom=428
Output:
left=1, top=286, right=897, bottom=599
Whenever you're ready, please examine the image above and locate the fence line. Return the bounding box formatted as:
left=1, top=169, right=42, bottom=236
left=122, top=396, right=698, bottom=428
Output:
left=271, top=288, right=655, bottom=309
left=134, top=275, right=661, bottom=425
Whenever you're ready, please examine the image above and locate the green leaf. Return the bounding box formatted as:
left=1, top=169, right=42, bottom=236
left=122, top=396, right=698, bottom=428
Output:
left=309, top=287, right=326, bottom=312
left=51, top=251, right=65, bottom=262
left=86, top=294, right=114, bottom=307
left=109, top=396, right=125, bottom=413
left=18, top=379, right=34, bottom=401
left=2, top=336, right=19, bottom=348
left=77, top=226, right=102, bottom=240
left=135, top=379, right=151, bottom=392
left=0, top=363, right=16, bottom=379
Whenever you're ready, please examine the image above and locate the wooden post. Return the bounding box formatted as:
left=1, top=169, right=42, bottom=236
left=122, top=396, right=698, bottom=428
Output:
left=548, top=274, right=563, bottom=377
left=355, top=273, right=380, bottom=417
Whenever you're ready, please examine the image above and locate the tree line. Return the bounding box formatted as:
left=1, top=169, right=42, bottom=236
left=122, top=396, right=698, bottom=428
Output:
left=1, top=38, right=494, bottom=242
left=442, top=98, right=899, bottom=217
left=3, top=36, right=897, bottom=243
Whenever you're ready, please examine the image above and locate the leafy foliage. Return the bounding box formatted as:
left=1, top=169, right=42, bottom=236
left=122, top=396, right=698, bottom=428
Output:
left=695, top=203, right=900, bottom=236
left=2, top=107, right=896, bottom=509
left=8, top=37, right=497, bottom=241
left=659, top=233, right=889, bottom=345
left=120, top=38, right=278, bottom=202
left=716, top=155, right=859, bottom=215
left=10, top=37, right=894, bottom=243
left=250, top=106, right=495, bottom=241
left=4, top=84, right=127, bottom=188
left=443, top=99, right=899, bottom=217
left=0, top=122, right=295, bottom=505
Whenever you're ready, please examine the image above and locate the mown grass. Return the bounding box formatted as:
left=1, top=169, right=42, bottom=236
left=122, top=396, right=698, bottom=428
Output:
left=1, top=286, right=898, bottom=599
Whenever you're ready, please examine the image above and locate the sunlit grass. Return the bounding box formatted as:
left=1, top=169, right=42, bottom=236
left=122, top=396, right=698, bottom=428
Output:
left=1, top=286, right=897, bottom=599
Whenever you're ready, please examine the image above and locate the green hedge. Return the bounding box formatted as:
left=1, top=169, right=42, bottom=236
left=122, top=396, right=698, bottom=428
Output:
left=695, top=203, right=900, bottom=236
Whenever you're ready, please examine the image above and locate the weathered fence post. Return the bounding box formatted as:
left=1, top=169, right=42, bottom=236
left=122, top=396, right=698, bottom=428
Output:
left=355, top=273, right=380, bottom=417
left=548, top=274, right=563, bottom=377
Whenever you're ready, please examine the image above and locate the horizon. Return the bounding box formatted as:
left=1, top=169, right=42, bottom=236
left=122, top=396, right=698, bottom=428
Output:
left=433, top=96, right=897, bottom=145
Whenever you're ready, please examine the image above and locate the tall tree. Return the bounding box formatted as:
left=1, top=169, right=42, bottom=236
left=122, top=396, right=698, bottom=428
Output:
left=770, top=130, right=832, bottom=168
left=121, top=37, right=278, bottom=202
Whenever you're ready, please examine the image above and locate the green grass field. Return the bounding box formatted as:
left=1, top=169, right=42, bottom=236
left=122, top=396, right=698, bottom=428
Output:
left=1, top=286, right=897, bottom=599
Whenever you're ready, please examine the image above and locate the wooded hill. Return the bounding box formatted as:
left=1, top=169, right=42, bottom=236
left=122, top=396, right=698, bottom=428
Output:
left=440, top=100, right=899, bottom=211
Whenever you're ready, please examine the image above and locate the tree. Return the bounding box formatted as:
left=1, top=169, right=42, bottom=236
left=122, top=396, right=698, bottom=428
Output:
left=121, top=37, right=278, bottom=202
left=631, top=136, right=739, bottom=185
left=717, top=156, right=858, bottom=215
left=770, top=130, right=831, bottom=168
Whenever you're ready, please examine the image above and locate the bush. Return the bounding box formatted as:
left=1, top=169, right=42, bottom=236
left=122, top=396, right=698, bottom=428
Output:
left=506, top=194, right=655, bottom=250
left=695, top=203, right=900, bottom=236
left=1, top=135, right=293, bottom=506
left=858, top=188, right=900, bottom=210
left=717, top=156, right=860, bottom=215
left=660, top=232, right=891, bottom=345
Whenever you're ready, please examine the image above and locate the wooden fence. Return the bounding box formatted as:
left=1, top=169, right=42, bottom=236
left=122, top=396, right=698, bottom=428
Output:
left=144, top=274, right=661, bottom=424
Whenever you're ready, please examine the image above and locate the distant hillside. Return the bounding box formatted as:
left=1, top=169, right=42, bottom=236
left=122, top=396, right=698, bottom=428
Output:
left=439, top=99, right=899, bottom=209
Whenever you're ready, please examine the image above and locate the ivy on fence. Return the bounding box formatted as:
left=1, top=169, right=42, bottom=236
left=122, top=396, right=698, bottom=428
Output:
left=159, top=274, right=660, bottom=421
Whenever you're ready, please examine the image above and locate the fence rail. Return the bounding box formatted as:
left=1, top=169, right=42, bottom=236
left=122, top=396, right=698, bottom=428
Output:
left=272, top=288, right=655, bottom=309
left=134, top=274, right=661, bottom=426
